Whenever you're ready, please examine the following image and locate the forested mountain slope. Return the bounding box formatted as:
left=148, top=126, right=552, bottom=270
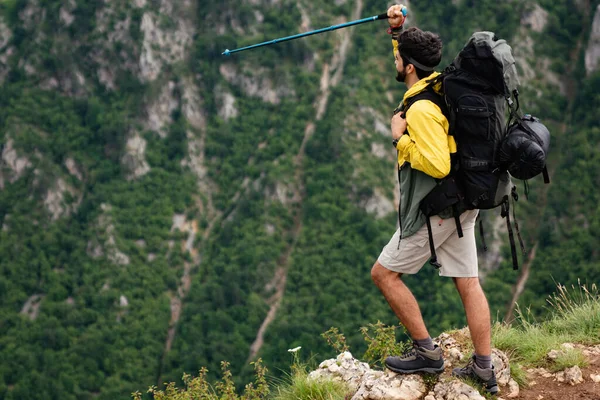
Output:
left=0, top=0, right=599, bottom=398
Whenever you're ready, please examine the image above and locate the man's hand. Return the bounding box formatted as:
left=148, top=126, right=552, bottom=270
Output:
left=391, top=112, right=407, bottom=140
left=387, top=5, right=406, bottom=28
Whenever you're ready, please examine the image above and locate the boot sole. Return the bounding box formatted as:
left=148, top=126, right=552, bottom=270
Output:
left=385, top=363, right=445, bottom=374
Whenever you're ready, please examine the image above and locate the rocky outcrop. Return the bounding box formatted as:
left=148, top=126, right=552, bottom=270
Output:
left=0, top=16, right=11, bottom=83
left=309, top=329, right=520, bottom=400
left=1, top=138, right=32, bottom=189
left=122, top=133, right=151, bottom=181
left=585, top=5, right=600, bottom=75
left=87, top=204, right=130, bottom=265
left=64, top=158, right=83, bottom=181
left=20, top=294, right=45, bottom=321
left=521, top=3, right=549, bottom=33
left=146, top=81, right=179, bottom=137
left=59, top=0, right=76, bottom=27
left=219, top=63, right=295, bottom=105
left=215, top=87, right=238, bottom=121
left=139, top=2, right=194, bottom=83
left=0, top=17, right=11, bottom=50
left=44, top=177, right=81, bottom=220
left=362, top=189, right=395, bottom=219
left=180, top=77, right=213, bottom=195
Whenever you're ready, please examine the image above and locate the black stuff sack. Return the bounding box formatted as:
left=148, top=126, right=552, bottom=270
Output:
left=498, top=114, right=550, bottom=181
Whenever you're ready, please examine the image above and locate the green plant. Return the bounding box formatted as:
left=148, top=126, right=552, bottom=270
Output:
left=132, top=360, right=269, bottom=400
left=321, top=327, right=349, bottom=354
left=548, top=348, right=588, bottom=373
left=359, top=321, right=409, bottom=367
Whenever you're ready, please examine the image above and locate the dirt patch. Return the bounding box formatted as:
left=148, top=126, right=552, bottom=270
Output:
left=513, top=355, right=600, bottom=400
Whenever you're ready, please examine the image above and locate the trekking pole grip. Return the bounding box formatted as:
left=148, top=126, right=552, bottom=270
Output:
left=377, top=13, right=389, bottom=20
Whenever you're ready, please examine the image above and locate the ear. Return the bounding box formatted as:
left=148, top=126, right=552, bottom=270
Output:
left=405, top=63, right=415, bottom=75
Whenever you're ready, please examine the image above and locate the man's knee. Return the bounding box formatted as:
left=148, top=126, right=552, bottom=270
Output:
left=371, top=261, right=401, bottom=287
left=453, top=277, right=482, bottom=294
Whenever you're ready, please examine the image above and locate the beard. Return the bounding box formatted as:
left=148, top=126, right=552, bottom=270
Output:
left=396, top=68, right=407, bottom=83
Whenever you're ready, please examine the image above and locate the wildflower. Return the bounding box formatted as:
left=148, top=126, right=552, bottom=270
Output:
left=288, top=346, right=302, bottom=353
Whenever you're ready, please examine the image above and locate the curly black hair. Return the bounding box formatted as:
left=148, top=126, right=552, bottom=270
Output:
left=398, top=27, right=443, bottom=79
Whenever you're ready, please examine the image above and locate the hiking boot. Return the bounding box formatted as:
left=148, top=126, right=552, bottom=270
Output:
left=385, top=343, right=445, bottom=374
left=452, top=355, right=499, bottom=395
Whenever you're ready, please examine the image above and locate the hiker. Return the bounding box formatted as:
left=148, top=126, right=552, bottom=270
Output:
left=369, top=4, right=498, bottom=395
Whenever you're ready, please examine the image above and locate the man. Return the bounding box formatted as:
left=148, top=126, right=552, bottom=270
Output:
left=369, top=5, right=498, bottom=395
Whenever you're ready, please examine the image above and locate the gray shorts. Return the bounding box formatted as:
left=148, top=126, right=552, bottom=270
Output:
left=378, top=209, right=479, bottom=277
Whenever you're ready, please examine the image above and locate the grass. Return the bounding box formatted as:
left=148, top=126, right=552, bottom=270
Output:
left=492, top=282, right=599, bottom=383
left=270, top=364, right=350, bottom=400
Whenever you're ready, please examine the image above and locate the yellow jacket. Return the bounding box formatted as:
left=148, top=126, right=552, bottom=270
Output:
left=395, top=72, right=457, bottom=179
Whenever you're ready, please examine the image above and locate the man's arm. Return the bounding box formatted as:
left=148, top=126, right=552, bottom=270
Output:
left=387, top=5, right=406, bottom=54
left=396, top=101, right=451, bottom=179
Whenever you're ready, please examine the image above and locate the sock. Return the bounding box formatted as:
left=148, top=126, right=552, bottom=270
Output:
left=475, top=354, right=492, bottom=370
left=414, top=337, right=435, bottom=350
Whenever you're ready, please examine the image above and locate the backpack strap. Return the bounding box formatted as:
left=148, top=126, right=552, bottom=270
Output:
left=511, top=186, right=526, bottom=256
left=403, top=86, right=460, bottom=270
left=425, top=217, right=442, bottom=269
left=501, top=197, right=519, bottom=270
left=478, top=216, right=488, bottom=251
left=397, top=84, right=453, bottom=268
left=542, top=166, right=550, bottom=184
left=399, top=84, right=449, bottom=121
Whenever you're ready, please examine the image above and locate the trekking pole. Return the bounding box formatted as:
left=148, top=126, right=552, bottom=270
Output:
left=222, top=7, right=407, bottom=56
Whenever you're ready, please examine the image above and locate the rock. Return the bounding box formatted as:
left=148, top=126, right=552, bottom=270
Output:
left=2, top=138, right=32, bottom=183
left=59, top=5, right=75, bottom=26
left=146, top=81, right=179, bottom=137
left=493, top=348, right=511, bottom=386
left=266, top=181, right=300, bottom=206
left=87, top=204, right=130, bottom=265
left=181, top=77, right=205, bottom=130
left=547, top=349, right=561, bottom=360
left=556, top=365, right=584, bottom=385
left=527, top=367, right=552, bottom=378
left=506, top=378, right=520, bottom=398
left=20, top=294, right=45, bottom=321
left=219, top=63, right=294, bottom=105
left=521, top=4, right=548, bottom=33
left=64, top=158, right=83, bottom=181
left=437, top=329, right=468, bottom=367
left=122, top=133, right=150, bottom=180
left=590, top=373, right=600, bottom=383
left=352, top=370, right=426, bottom=400
left=432, top=380, right=486, bottom=400
left=370, top=142, right=387, bottom=159
left=309, top=352, right=372, bottom=391
left=44, top=178, right=81, bottom=220
left=585, top=5, right=600, bottom=75
left=139, top=9, right=193, bottom=82
left=215, top=88, right=238, bottom=120
left=0, top=17, right=11, bottom=50
left=362, top=189, right=395, bottom=219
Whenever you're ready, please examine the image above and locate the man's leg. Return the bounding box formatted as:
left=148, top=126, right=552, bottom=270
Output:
left=371, top=261, right=445, bottom=374
left=371, top=261, right=430, bottom=341
left=452, top=277, right=491, bottom=357
left=452, top=277, right=498, bottom=394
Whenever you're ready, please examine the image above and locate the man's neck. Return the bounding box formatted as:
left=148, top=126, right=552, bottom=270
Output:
left=405, top=74, right=420, bottom=89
